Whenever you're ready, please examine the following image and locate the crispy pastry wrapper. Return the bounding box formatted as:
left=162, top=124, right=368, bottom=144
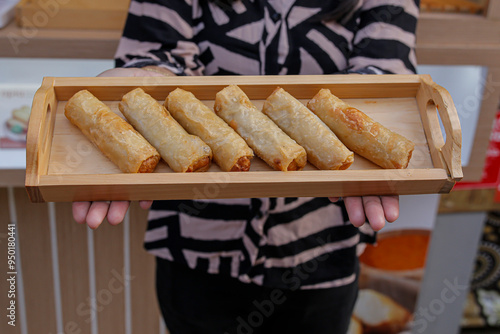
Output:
left=165, top=88, right=253, bottom=172
left=307, top=89, right=415, bottom=169
left=119, top=88, right=212, bottom=173
left=214, top=85, right=307, bottom=172
left=64, top=90, right=160, bottom=173
left=263, top=87, right=354, bottom=170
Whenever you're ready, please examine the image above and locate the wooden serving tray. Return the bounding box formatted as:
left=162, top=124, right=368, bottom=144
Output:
left=25, top=75, right=463, bottom=203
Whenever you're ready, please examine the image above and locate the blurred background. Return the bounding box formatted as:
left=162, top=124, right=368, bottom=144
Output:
left=0, top=1, right=499, bottom=334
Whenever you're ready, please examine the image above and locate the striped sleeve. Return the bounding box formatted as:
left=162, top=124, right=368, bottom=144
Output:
left=349, top=0, right=419, bottom=75
left=115, top=0, right=204, bottom=76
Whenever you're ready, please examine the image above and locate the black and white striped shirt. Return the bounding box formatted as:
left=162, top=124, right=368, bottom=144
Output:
left=115, top=0, right=419, bottom=290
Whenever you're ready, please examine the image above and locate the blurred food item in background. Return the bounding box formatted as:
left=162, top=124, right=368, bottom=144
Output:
left=357, top=230, right=431, bottom=332
left=353, top=289, right=412, bottom=334
left=420, top=0, right=487, bottom=14
left=359, top=229, right=430, bottom=273
left=3, top=105, right=30, bottom=147
left=461, top=212, right=500, bottom=329
left=347, top=317, right=363, bottom=334
left=0, top=85, right=37, bottom=149
left=462, top=291, right=486, bottom=328
left=6, top=105, right=30, bottom=133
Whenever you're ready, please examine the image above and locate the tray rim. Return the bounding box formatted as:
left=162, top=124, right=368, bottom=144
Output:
left=25, top=74, right=463, bottom=203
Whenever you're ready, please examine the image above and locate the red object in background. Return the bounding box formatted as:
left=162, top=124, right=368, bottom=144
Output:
left=454, top=110, right=500, bottom=201
left=0, top=137, right=26, bottom=149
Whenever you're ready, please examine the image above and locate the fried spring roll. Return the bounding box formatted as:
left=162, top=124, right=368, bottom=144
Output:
left=307, top=89, right=415, bottom=169
left=165, top=88, right=254, bottom=172
left=64, top=90, right=160, bottom=173
left=119, top=88, right=212, bottom=173
left=263, top=87, right=354, bottom=170
left=214, top=85, right=307, bottom=171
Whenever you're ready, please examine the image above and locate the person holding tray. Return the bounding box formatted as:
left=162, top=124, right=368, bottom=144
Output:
left=73, top=1, right=419, bottom=333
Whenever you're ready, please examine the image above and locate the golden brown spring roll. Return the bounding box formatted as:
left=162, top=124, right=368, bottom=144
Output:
left=263, top=87, right=354, bottom=170
left=64, top=90, right=160, bottom=173
left=119, top=88, right=212, bottom=173
left=165, top=88, right=254, bottom=172
left=307, top=89, right=415, bottom=169
left=214, top=85, right=307, bottom=172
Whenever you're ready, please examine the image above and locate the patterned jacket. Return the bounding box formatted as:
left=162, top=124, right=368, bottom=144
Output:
left=115, top=0, right=419, bottom=290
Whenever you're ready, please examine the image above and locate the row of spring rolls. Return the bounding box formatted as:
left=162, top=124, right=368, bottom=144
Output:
left=64, top=85, right=415, bottom=174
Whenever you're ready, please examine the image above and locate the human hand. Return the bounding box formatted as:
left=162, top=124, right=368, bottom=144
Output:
left=73, top=201, right=153, bottom=229
left=71, top=67, right=165, bottom=228
left=329, top=196, right=399, bottom=231
left=98, top=67, right=174, bottom=77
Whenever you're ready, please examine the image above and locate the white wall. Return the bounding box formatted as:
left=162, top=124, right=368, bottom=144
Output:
left=0, top=58, right=113, bottom=84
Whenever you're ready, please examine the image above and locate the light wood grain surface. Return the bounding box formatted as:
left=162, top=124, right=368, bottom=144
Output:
left=15, top=188, right=57, bottom=333
left=439, top=188, right=500, bottom=213
left=0, top=170, right=26, bottom=187
left=0, top=188, right=167, bottom=333
left=93, top=220, right=126, bottom=333
left=129, top=203, right=162, bottom=334
left=55, top=202, right=92, bottom=334
left=16, top=0, right=130, bottom=30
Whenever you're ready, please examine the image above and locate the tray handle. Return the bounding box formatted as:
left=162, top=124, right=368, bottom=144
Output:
left=25, top=77, right=56, bottom=203
left=419, top=76, right=463, bottom=181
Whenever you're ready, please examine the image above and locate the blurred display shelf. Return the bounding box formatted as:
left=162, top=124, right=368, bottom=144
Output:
left=0, top=20, right=121, bottom=59
left=439, top=188, right=500, bottom=213
left=416, top=12, right=500, bottom=66
left=0, top=11, right=498, bottom=62
left=0, top=169, right=25, bottom=187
